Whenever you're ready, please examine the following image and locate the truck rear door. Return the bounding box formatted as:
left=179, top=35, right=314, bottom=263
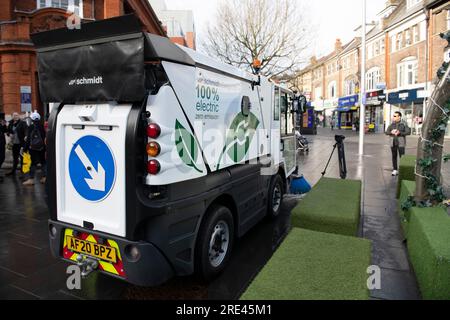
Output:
left=55, top=104, right=132, bottom=237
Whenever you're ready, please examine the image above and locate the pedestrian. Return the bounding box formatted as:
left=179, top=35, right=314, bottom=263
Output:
left=330, top=117, right=336, bottom=131
left=385, top=111, right=411, bottom=176
left=22, top=112, right=46, bottom=186
left=0, top=115, right=7, bottom=183
left=6, top=112, right=27, bottom=176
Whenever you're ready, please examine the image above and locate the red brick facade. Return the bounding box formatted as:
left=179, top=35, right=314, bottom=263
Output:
left=0, top=0, right=165, bottom=117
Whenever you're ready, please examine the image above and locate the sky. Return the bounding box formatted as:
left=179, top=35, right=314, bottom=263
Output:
left=162, top=0, right=387, bottom=58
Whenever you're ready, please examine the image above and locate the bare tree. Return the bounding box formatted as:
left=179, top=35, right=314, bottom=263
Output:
left=202, top=0, right=315, bottom=78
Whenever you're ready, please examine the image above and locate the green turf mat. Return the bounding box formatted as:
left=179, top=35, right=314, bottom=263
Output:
left=408, top=207, right=450, bottom=300
left=240, top=228, right=371, bottom=300
left=397, top=155, right=416, bottom=198
left=398, top=180, right=416, bottom=237
left=291, top=177, right=361, bottom=236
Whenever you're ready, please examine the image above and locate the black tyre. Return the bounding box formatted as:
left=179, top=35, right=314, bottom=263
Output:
left=267, top=174, right=284, bottom=218
left=195, top=205, right=234, bottom=282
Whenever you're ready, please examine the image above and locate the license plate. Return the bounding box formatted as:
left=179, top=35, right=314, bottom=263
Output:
left=66, top=236, right=117, bottom=263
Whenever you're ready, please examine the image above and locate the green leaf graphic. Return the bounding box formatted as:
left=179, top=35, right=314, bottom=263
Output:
left=217, top=112, right=260, bottom=170
left=175, top=120, right=203, bottom=173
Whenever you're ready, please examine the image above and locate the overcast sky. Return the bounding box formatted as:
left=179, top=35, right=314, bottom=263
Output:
left=163, top=0, right=387, bottom=58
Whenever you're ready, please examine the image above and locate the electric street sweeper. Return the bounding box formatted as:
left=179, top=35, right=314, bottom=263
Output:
left=31, top=14, right=298, bottom=286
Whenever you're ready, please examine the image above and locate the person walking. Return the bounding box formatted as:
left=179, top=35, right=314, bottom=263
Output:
left=0, top=116, right=7, bottom=183
left=330, top=117, right=336, bottom=131
left=385, top=111, right=411, bottom=176
left=22, top=112, right=46, bottom=186
left=6, top=112, right=27, bottom=176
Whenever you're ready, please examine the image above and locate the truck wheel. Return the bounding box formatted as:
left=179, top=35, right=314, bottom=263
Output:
left=267, top=175, right=284, bottom=218
left=195, top=205, right=234, bottom=282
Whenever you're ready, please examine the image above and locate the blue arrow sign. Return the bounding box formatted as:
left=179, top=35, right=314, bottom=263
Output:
left=69, top=135, right=116, bottom=202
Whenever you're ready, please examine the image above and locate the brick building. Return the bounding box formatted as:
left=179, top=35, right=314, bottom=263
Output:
left=149, top=0, right=196, bottom=50
left=294, top=0, right=449, bottom=133
left=0, top=0, right=166, bottom=118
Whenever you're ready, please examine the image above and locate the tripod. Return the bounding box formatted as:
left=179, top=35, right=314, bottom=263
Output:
left=321, top=135, right=347, bottom=179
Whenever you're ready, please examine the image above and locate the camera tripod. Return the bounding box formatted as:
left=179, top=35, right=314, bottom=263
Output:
left=321, top=135, right=347, bottom=179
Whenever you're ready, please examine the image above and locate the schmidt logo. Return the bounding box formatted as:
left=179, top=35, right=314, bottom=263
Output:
left=69, top=76, right=103, bottom=86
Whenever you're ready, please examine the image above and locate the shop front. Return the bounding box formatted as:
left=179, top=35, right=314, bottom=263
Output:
left=337, top=95, right=359, bottom=130
left=387, top=88, right=425, bottom=135
left=365, top=90, right=386, bottom=133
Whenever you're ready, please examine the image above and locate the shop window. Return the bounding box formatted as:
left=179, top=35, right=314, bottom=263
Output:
left=366, top=67, right=380, bottom=91
left=397, top=57, right=418, bottom=88
left=37, top=0, right=83, bottom=17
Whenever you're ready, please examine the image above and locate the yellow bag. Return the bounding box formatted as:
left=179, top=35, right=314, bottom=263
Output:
left=22, top=151, right=31, bottom=174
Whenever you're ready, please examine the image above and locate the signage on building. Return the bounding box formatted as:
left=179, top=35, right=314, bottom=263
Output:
left=338, top=94, right=359, bottom=107
left=387, top=88, right=425, bottom=105
left=366, top=90, right=386, bottom=106
left=376, top=82, right=386, bottom=90
left=20, top=86, right=32, bottom=112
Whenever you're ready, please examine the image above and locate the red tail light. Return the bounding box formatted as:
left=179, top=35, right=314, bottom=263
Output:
left=147, top=160, right=161, bottom=175
left=147, top=123, right=161, bottom=139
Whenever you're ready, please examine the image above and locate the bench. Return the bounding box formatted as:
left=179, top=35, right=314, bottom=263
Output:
left=291, top=177, right=362, bottom=236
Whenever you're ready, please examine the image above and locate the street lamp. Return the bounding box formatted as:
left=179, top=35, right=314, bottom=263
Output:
left=359, top=0, right=367, bottom=156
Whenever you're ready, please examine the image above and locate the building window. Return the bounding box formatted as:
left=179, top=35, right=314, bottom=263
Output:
left=445, top=48, right=450, bottom=63
left=412, top=25, right=419, bottom=43
left=396, top=33, right=403, bottom=51
left=397, top=57, right=418, bottom=88
left=366, top=67, right=381, bottom=91
left=447, top=10, right=450, bottom=30
left=37, top=0, right=83, bottom=17
left=344, top=79, right=357, bottom=96
left=381, top=38, right=385, bottom=53
left=314, top=87, right=322, bottom=101
left=406, top=0, right=421, bottom=9
left=328, top=81, right=337, bottom=99
left=405, top=28, right=412, bottom=46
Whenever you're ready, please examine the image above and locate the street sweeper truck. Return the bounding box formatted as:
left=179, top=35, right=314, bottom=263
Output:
left=31, top=14, right=298, bottom=286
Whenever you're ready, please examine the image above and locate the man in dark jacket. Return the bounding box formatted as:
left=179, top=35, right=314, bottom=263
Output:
left=23, top=112, right=46, bottom=186
left=0, top=114, right=7, bottom=183
left=385, top=111, right=411, bottom=176
left=6, top=112, right=27, bottom=176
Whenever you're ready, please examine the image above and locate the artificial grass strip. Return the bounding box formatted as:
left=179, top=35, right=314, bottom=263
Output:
left=397, top=155, right=416, bottom=198
left=240, top=228, right=371, bottom=300
left=291, top=177, right=361, bottom=236
left=407, top=207, right=450, bottom=300
left=398, top=180, right=416, bottom=237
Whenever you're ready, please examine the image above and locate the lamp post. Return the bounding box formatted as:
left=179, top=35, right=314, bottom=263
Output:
left=359, top=0, right=367, bottom=156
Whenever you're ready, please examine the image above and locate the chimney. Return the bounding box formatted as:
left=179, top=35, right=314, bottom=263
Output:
left=335, top=39, right=343, bottom=52
left=310, top=56, right=317, bottom=65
